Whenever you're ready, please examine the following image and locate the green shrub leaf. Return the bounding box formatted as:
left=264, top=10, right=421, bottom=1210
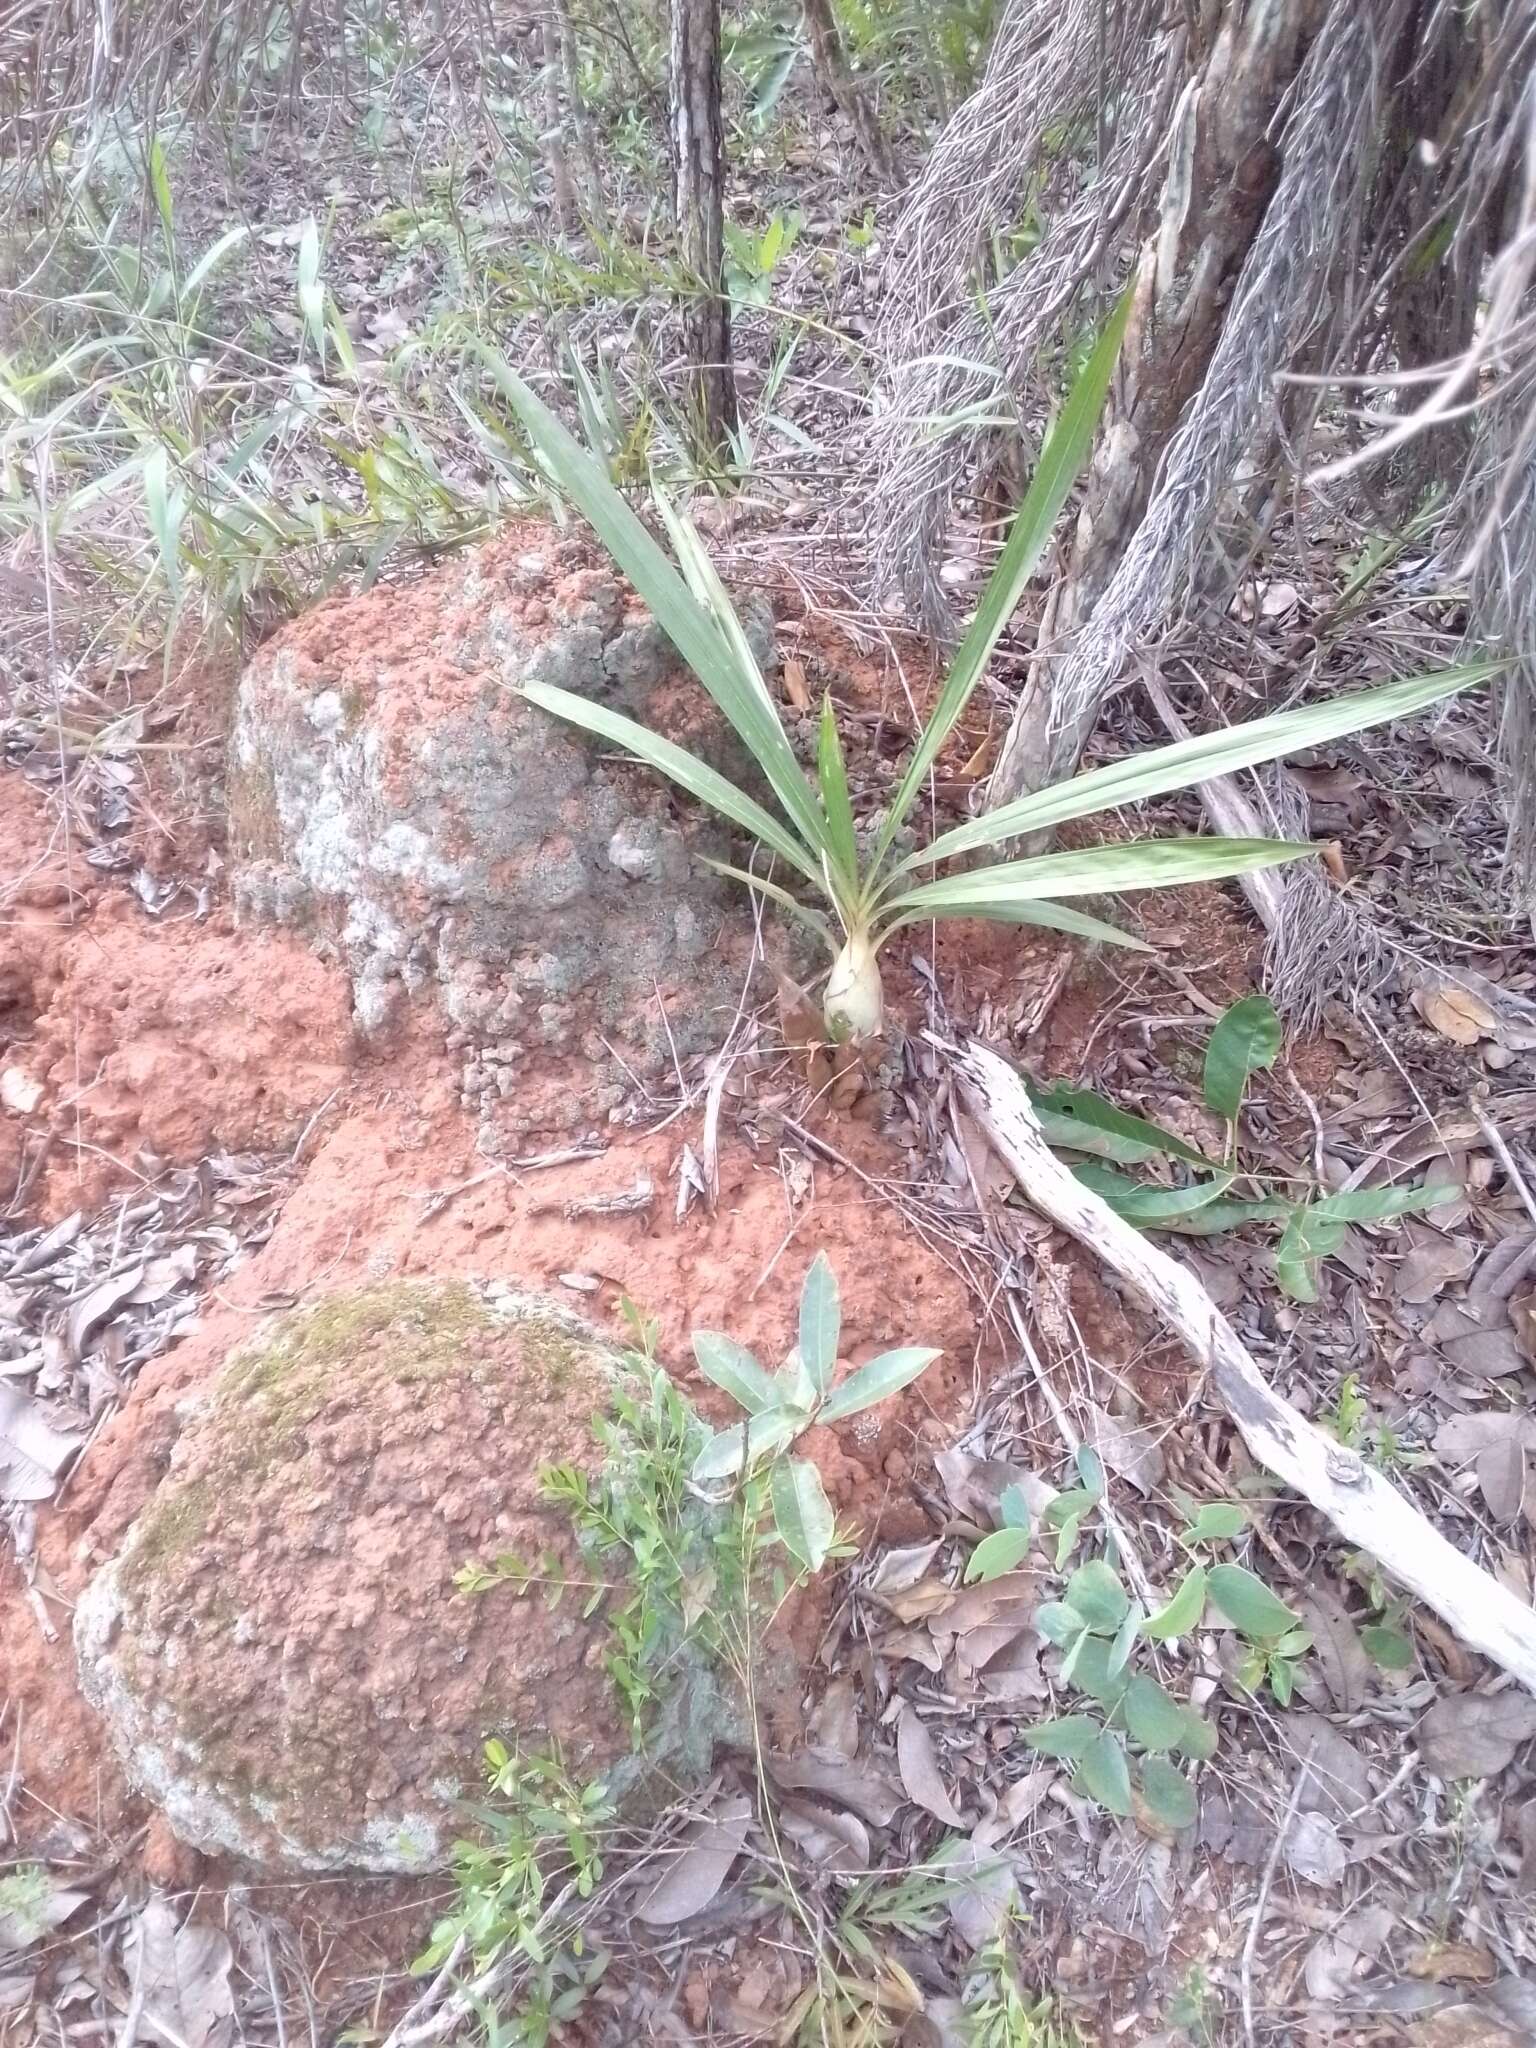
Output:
left=771, top=1457, right=836, bottom=1574
left=1123, top=1675, right=1189, bottom=1753
left=965, top=1526, right=1034, bottom=1584
left=1023, top=1715, right=1100, bottom=1761
left=1065, top=1558, right=1129, bottom=1633
left=1074, top=1730, right=1134, bottom=1816
left=1183, top=1503, right=1248, bottom=1546
left=1207, top=1563, right=1299, bottom=1641
left=999, top=1483, right=1033, bottom=1531
left=1141, top=1565, right=1207, bottom=1641
left=1138, top=1757, right=1197, bottom=1830
left=1203, top=994, right=1282, bottom=1123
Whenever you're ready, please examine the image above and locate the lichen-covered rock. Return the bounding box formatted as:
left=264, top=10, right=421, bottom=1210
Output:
left=75, top=1282, right=658, bottom=1873
left=228, top=525, right=768, bottom=1082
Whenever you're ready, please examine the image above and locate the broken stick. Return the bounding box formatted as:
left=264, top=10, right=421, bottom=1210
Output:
left=950, top=1034, right=1536, bottom=1696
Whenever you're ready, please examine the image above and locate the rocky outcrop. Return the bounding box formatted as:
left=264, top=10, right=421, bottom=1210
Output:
left=227, top=525, right=767, bottom=1110
left=75, top=1281, right=669, bottom=1872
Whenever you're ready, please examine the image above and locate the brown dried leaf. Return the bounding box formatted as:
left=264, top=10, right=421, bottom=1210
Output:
left=776, top=974, right=824, bottom=1053
left=1282, top=1810, right=1347, bottom=1887
left=1415, top=986, right=1497, bottom=1046
left=1279, top=1713, right=1372, bottom=1822
left=0, top=1387, right=84, bottom=1504
left=65, top=1264, right=145, bottom=1358
left=874, top=1628, right=944, bottom=1673
left=1406, top=1944, right=1498, bottom=1986
left=808, top=1675, right=859, bottom=1760
left=1419, top=1691, right=1536, bottom=1779
left=633, top=1797, right=752, bottom=1925
left=1082, top=1403, right=1164, bottom=1494
left=1297, top=1589, right=1373, bottom=1713
left=866, top=1542, right=943, bottom=1598
left=1476, top=1437, right=1531, bottom=1524
left=1396, top=1234, right=1479, bottom=1304
left=896, top=1704, right=965, bottom=1826
left=778, top=1797, right=869, bottom=1873
left=1429, top=1303, right=1529, bottom=1380
left=766, top=1753, right=904, bottom=1825
left=1509, top=1292, right=1536, bottom=1361
left=932, top=1450, right=1055, bottom=1528
left=121, top=1895, right=234, bottom=2048
left=781, top=657, right=811, bottom=711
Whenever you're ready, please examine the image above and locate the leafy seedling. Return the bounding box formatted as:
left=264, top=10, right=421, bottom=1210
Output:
left=483, top=339, right=1495, bottom=1043
left=689, top=1253, right=941, bottom=1573
left=1040, top=993, right=1456, bottom=1299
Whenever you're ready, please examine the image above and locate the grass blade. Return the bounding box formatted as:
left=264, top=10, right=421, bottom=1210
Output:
left=479, top=352, right=828, bottom=858
left=876, top=291, right=1132, bottom=859
left=521, top=678, right=823, bottom=885
left=909, top=664, right=1501, bottom=870
left=878, top=894, right=1153, bottom=950
left=891, top=836, right=1316, bottom=914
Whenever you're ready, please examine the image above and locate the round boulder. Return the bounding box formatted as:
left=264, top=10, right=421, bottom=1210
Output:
left=75, top=1281, right=647, bottom=1872
left=227, top=527, right=765, bottom=1080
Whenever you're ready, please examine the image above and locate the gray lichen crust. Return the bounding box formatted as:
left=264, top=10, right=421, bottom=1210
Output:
left=227, top=532, right=771, bottom=1112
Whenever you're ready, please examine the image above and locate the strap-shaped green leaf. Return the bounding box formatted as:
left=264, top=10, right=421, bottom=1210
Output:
left=875, top=291, right=1133, bottom=863
left=521, top=677, right=822, bottom=885
left=892, top=836, right=1314, bottom=915
left=907, top=664, right=1501, bottom=871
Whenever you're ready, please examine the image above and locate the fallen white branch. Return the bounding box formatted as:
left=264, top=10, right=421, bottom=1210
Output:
left=950, top=1034, right=1536, bottom=1695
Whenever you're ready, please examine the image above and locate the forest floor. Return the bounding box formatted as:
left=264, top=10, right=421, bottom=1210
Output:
left=4, top=23, right=1536, bottom=2048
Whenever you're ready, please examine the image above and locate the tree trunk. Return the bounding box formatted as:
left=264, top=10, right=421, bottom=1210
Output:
left=988, top=0, right=1328, bottom=808
left=669, top=0, right=738, bottom=454
left=800, top=0, right=895, bottom=182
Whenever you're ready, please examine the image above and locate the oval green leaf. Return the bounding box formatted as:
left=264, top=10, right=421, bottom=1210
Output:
left=1203, top=994, right=1282, bottom=1123
left=1208, top=1562, right=1300, bottom=1642
left=1122, top=1674, right=1189, bottom=1754
left=1074, top=1730, right=1134, bottom=1816
left=1138, top=1756, right=1197, bottom=1830
left=1023, top=1714, right=1100, bottom=1761
left=965, top=1526, right=1033, bottom=1585
left=1065, top=1558, right=1130, bottom=1633
left=1140, top=1565, right=1207, bottom=1641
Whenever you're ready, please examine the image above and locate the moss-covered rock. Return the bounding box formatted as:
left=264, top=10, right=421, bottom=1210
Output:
left=75, top=1281, right=681, bottom=1873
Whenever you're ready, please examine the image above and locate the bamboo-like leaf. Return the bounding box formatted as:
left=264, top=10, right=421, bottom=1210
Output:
left=816, top=697, right=859, bottom=893
left=876, top=292, right=1132, bottom=861
left=1034, top=1084, right=1216, bottom=1170
left=893, top=836, right=1315, bottom=915
left=692, top=1332, right=779, bottom=1415
left=771, top=1458, right=836, bottom=1574
left=877, top=894, right=1153, bottom=951
left=798, top=1253, right=841, bottom=1398
left=521, top=678, right=822, bottom=885
left=817, top=1346, right=942, bottom=1425
left=480, top=356, right=828, bottom=856
left=908, top=665, right=1501, bottom=870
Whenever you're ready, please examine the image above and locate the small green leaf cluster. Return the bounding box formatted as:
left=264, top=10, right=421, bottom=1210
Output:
left=1022, top=1500, right=1310, bottom=1826
left=690, top=1252, right=942, bottom=1574
left=966, top=1926, right=1088, bottom=2048
left=1035, top=993, right=1454, bottom=1300
left=415, top=1743, right=615, bottom=2046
